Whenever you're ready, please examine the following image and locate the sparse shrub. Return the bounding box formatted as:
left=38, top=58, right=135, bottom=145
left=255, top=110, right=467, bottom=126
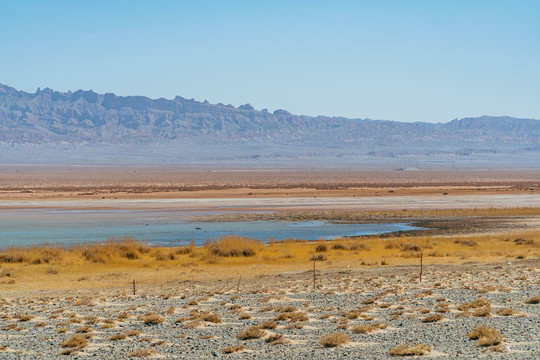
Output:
left=525, top=295, right=540, bottom=304
left=75, top=325, right=92, bottom=333
left=351, top=323, right=388, bottom=334
left=458, top=299, right=491, bottom=317
left=238, top=313, right=251, bottom=320
left=311, top=254, right=326, bottom=261
left=127, top=349, right=157, bottom=357
left=349, top=243, right=370, bottom=251
left=222, top=345, right=245, bottom=354
left=389, top=343, right=432, bottom=356
left=513, top=238, right=535, bottom=245
left=454, top=239, right=478, bottom=247
left=315, top=243, right=328, bottom=252
left=496, top=308, right=515, bottom=316
left=318, top=332, right=350, bottom=347
left=61, top=334, right=87, bottom=348
left=206, top=236, right=258, bottom=257
left=468, top=325, right=504, bottom=347
left=108, top=333, right=127, bottom=341
left=142, top=313, right=163, bottom=325
left=201, top=312, right=222, bottom=323
left=265, top=333, right=290, bottom=345
left=259, top=321, right=277, bottom=329
left=400, top=243, right=421, bottom=252
left=421, top=314, right=444, bottom=323
left=237, top=326, right=264, bottom=340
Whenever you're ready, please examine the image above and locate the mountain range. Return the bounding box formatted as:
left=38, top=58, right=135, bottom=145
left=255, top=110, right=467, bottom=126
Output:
left=0, top=83, right=539, bottom=167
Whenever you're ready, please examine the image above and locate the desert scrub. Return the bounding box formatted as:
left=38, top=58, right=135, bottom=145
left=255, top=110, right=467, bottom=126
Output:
left=141, top=313, right=164, bottom=325
left=258, top=320, right=277, bottom=329
left=351, top=323, right=388, bottom=334
left=389, top=343, right=432, bottom=356
left=222, top=345, right=245, bottom=354
left=265, top=333, right=290, bottom=345
left=127, top=349, right=157, bottom=358
left=319, top=332, right=350, bottom=347
left=315, top=243, right=328, bottom=252
left=525, top=295, right=540, bottom=304
left=108, top=333, right=128, bottom=341
left=237, top=326, right=265, bottom=340
left=457, top=298, right=491, bottom=317
left=206, top=236, right=258, bottom=257
left=468, top=325, right=504, bottom=347
left=60, top=334, right=87, bottom=354
left=496, top=308, right=515, bottom=316
left=201, top=312, right=222, bottom=323
left=421, top=314, right=444, bottom=323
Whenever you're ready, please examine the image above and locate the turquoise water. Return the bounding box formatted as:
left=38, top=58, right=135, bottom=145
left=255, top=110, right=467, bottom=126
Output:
left=0, top=209, right=422, bottom=248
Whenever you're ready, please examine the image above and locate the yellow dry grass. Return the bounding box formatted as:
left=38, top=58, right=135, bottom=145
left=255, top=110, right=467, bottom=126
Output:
left=0, top=229, right=539, bottom=292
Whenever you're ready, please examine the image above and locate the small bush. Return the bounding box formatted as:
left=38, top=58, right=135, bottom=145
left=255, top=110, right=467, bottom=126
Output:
left=421, top=314, right=444, bottom=323
left=202, top=313, right=222, bottom=323
left=142, top=313, right=164, bottom=325
left=468, top=325, right=504, bottom=347
left=351, top=323, right=388, bottom=334
left=265, top=333, right=290, bottom=345
left=61, top=334, right=87, bottom=348
left=389, top=343, right=431, bottom=356
left=222, top=345, right=245, bottom=354
left=127, top=349, right=157, bottom=358
left=206, top=236, right=258, bottom=257
left=400, top=243, right=421, bottom=252
left=108, top=333, right=127, bottom=341
left=315, top=243, right=328, bottom=252
left=259, top=321, right=277, bottom=329
left=319, top=332, right=350, bottom=347
left=237, top=326, right=264, bottom=340
left=496, top=308, right=515, bottom=316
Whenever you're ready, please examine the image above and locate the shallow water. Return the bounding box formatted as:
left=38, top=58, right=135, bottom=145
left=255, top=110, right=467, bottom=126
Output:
left=0, top=208, right=422, bottom=248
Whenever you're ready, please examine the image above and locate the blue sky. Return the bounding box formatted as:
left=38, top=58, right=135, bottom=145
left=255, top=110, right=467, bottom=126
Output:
left=1, top=1, right=539, bottom=123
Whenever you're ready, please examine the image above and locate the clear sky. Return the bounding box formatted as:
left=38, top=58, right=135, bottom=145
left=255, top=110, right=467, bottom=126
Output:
left=1, top=1, right=539, bottom=123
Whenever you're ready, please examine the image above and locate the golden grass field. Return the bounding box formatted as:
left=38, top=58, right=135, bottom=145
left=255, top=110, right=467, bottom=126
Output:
left=1, top=223, right=538, bottom=293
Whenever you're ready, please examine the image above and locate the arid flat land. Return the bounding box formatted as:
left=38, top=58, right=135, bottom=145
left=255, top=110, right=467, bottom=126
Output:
left=0, top=167, right=539, bottom=202
left=0, top=167, right=538, bottom=358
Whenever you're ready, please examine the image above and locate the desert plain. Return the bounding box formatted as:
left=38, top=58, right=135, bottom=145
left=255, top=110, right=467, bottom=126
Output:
left=0, top=167, right=538, bottom=359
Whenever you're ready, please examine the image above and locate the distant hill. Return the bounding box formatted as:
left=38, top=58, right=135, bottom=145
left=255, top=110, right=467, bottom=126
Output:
left=0, top=83, right=539, bottom=167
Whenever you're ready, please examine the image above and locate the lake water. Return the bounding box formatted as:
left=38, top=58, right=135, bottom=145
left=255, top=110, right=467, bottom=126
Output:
left=0, top=208, right=422, bottom=248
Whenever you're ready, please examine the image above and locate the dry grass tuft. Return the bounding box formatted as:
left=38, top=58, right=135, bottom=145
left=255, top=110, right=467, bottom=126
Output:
left=127, top=349, right=157, bottom=358
left=389, top=343, right=432, bottom=356
left=206, top=236, right=258, bottom=257
left=318, top=332, right=350, bottom=347
left=60, top=334, right=88, bottom=354
left=351, top=323, right=388, bottom=334
left=468, top=325, right=504, bottom=347
left=201, top=312, right=222, bottom=323
left=315, top=243, right=328, bottom=252
left=496, top=308, right=515, bottom=316
left=265, top=333, right=290, bottom=345
left=108, top=333, right=128, bottom=341
left=259, top=320, right=277, bottom=329
left=222, top=345, right=245, bottom=354
left=421, top=314, right=444, bottom=323
left=237, top=326, right=265, bottom=340
left=142, top=313, right=164, bottom=325
left=61, top=334, right=88, bottom=348
left=525, top=295, right=540, bottom=304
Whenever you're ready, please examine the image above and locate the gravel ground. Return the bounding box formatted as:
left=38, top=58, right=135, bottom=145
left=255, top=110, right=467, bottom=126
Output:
left=0, top=260, right=538, bottom=359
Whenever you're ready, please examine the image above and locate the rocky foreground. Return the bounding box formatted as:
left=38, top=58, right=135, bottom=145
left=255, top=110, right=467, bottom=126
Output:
left=0, top=260, right=538, bottom=359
